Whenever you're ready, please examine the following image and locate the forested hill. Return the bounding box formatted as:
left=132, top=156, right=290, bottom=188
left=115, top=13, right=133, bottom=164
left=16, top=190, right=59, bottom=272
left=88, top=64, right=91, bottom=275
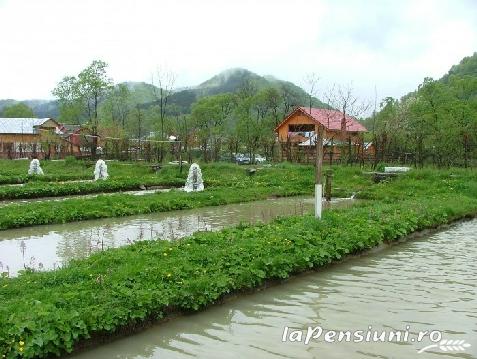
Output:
left=0, top=99, right=59, bottom=118
left=368, top=51, right=477, bottom=167
left=145, top=68, right=327, bottom=113
left=0, top=68, right=326, bottom=118
left=441, top=52, right=477, bottom=83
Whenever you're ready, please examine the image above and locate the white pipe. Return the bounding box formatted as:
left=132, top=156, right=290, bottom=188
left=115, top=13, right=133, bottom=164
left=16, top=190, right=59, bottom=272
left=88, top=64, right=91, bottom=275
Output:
left=315, top=184, right=322, bottom=219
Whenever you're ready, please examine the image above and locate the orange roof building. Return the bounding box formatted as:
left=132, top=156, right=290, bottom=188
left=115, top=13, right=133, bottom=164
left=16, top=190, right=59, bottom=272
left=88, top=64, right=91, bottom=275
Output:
left=275, top=107, right=369, bottom=163
left=275, top=107, right=367, bottom=143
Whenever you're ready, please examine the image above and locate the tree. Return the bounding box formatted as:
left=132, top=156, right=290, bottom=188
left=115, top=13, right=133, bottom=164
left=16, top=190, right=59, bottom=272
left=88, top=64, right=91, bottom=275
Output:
left=448, top=75, right=477, bottom=167
left=150, top=68, right=176, bottom=161
left=191, top=93, right=236, bottom=161
left=371, top=74, right=477, bottom=168
left=52, top=76, right=84, bottom=123
left=100, top=83, right=131, bottom=129
left=304, top=73, right=323, bottom=186
left=52, top=60, right=113, bottom=157
left=235, top=80, right=262, bottom=161
left=325, top=83, right=369, bottom=165
left=1, top=103, right=35, bottom=117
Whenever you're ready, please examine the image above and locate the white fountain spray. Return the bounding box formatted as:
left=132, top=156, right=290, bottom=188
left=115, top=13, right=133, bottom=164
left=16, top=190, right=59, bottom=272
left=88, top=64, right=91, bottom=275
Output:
left=94, top=159, right=109, bottom=181
left=28, top=159, right=44, bottom=175
left=184, top=163, right=204, bottom=192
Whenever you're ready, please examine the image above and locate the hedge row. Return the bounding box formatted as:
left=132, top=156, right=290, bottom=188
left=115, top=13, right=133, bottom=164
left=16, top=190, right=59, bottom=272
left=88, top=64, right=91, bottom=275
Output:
left=1, top=193, right=477, bottom=357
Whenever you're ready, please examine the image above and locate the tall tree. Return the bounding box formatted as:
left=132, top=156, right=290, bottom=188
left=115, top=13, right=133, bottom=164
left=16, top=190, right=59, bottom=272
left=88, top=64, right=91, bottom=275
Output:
left=52, top=76, right=84, bottom=124
left=150, top=68, right=176, bottom=161
left=191, top=93, right=235, bottom=161
left=52, top=60, right=113, bottom=157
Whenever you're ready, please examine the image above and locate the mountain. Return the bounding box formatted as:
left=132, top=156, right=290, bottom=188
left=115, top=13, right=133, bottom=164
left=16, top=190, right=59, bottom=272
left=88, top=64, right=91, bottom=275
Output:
left=163, top=68, right=327, bottom=113
left=0, top=68, right=327, bottom=118
left=118, top=69, right=327, bottom=114
left=0, top=99, right=59, bottom=118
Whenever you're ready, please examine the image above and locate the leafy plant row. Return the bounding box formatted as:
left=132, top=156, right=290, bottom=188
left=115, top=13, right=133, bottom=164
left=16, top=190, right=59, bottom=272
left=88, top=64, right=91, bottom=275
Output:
left=0, top=173, right=88, bottom=185
left=1, top=193, right=476, bottom=358
left=0, top=185, right=309, bottom=230
left=0, top=178, right=184, bottom=201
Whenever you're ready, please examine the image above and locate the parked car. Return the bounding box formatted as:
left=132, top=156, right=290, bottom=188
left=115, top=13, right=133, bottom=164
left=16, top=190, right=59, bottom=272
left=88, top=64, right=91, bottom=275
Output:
left=234, top=153, right=266, bottom=165
left=235, top=154, right=251, bottom=165
left=254, top=155, right=267, bottom=164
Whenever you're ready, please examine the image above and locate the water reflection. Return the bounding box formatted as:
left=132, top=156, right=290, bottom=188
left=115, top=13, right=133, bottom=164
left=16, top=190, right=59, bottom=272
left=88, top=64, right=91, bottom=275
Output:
left=0, top=197, right=353, bottom=276
left=70, top=220, right=477, bottom=359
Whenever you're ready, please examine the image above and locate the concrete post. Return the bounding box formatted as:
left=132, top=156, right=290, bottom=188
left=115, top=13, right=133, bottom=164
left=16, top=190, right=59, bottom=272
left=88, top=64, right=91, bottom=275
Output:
left=315, top=184, right=322, bottom=219
left=315, top=127, right=324, bottom=219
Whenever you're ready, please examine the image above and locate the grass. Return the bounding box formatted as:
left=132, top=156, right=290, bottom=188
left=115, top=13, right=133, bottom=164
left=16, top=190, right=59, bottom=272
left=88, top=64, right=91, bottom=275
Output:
left=0, top=178, right=182, bottom=201
left=0, top=159, right=154, bottom=181
left=0, top=163, right=369, bottom=229
left=1, top=166, right=477, bottom=357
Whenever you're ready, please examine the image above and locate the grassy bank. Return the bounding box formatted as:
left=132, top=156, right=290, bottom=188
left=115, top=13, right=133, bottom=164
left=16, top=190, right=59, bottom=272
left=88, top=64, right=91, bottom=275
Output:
left=0, top=159, right=158, bottom=185
left=0, top=164, right=368, bottom=229
left=0, top=178, right=182, bottom=201
left=1, top=168, right=477, bottom=358
left=0, top=186, right=309, bottom=230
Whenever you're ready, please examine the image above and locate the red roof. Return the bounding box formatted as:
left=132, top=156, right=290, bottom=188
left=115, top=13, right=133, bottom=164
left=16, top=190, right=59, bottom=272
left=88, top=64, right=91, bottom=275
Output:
left=275, top=107, right=367, bottom=133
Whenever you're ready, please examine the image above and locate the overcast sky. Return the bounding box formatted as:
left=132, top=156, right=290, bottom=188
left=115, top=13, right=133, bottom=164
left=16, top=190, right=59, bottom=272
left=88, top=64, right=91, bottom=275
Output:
left=0, top=0, right=476, bottom=104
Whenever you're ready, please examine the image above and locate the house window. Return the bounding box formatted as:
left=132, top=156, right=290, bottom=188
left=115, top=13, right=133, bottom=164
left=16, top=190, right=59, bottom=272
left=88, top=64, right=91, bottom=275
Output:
left=288, top=124, right=315, bottom=132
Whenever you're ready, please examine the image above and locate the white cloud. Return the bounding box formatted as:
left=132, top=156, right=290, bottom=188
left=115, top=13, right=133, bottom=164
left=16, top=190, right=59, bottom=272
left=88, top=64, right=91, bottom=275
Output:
left=0, top=0, right=475, bottom=104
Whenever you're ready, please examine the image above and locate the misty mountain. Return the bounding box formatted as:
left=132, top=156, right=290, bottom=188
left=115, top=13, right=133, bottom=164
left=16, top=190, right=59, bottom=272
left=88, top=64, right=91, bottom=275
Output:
left=0, top=68, right=328, bottom=118
left=165, top=68, right=327, bottom=112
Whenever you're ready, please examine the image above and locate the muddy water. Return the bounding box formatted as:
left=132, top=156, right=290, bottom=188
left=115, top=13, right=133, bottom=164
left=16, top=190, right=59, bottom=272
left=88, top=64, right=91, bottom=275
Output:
left=0, top=188, right=171, bottom=207
left=0, top=196, right=351, bottom=276
left=70, top=219, right=477, bottom=359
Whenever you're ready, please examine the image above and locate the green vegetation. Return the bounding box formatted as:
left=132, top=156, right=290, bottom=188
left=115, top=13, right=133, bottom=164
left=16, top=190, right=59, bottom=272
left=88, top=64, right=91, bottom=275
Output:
left=367, top=52, right=477, bottom=167
left=0, top=159, right=156, bottom=184
left=45, top=62, right=331, bottom=163
left=0, top=100, right=58, bottom=119
left=0, top=178, right=180, bottom=201
left=0, top=186, right=300, bottom=230
left=1, top=168, right=476, bottom=358
left=0, top=103, right=35, bottom=117
left=3, top=54, right=476, bottom=167
left=0, top=163, right=369, bottom=229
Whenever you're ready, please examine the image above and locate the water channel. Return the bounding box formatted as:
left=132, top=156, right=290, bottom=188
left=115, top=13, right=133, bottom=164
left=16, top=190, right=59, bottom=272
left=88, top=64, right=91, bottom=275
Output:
left=0, top=196, right=351, bottom=276
left=69, top=219, right=477, bottom=359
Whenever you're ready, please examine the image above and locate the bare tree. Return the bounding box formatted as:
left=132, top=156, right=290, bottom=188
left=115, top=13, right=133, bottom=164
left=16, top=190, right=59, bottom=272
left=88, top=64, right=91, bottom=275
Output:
left=303, top=73, right=324, bottom=218
left=303, top=73, right=324, bottom=184
left=325, top=83, right=370, bottom=165
left=304, top=73, right=320, bottom=112
left=150, top=68, right=177, bottom=161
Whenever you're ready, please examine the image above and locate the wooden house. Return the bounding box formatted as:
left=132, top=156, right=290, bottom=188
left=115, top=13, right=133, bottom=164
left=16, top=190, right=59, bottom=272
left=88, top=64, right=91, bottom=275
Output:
left=275, top=107, right=368, bottom=163
left=0, top=118, right=58, bottom=159
left=0, top=118, right=83, bottom=159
